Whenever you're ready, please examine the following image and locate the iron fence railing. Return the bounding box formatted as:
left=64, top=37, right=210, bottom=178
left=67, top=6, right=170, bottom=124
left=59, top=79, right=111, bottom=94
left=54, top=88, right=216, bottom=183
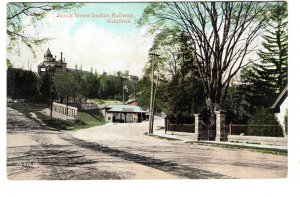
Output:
left=228, top=124, right=283, bottom=137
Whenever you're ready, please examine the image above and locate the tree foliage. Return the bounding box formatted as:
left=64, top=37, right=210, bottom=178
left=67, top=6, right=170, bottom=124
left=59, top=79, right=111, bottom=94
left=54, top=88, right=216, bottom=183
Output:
left=53, top=71, right=78, bottom=104
left=51, top=70, right=136, bottom=103
left=99, top=72, right=135, bottom=101
left=7, top=68, right=41, bottom=100
left=241, top=2, right=287, bottom=112
left=138, top=2, right=270, bottom=125
left=80, top=73, right=100, bottom=99
left=246, top=108, right=283, bottom=137
left=221, top=83, right=250, bottom=124
left=137, top=26, right=206, bottom=121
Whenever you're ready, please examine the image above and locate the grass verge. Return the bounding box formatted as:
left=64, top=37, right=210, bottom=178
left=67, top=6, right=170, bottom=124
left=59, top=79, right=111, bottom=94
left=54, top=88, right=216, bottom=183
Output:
left=188, top=141, right=287, bottom=156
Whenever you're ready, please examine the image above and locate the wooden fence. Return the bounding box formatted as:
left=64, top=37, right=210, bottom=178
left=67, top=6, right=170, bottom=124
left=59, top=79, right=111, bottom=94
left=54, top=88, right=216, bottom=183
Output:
left=52, top=102, right=78, bottom=118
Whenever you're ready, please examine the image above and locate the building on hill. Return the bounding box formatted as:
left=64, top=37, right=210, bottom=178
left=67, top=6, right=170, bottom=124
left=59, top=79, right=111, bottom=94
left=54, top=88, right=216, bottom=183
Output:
left=37, top=48, right=91, bottom=76
left=37, top=48, right=67, bottom=75
left=126, top=98, right=138, bottom=106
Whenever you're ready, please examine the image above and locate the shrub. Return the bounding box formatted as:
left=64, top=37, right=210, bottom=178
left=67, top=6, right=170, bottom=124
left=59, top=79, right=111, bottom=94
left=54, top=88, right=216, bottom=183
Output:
left=247, top=108, right=283, bottom=137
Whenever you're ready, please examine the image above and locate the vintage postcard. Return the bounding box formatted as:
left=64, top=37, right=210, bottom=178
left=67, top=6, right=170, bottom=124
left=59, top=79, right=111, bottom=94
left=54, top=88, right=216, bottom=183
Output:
left=6, top=1, right=288, bottom=181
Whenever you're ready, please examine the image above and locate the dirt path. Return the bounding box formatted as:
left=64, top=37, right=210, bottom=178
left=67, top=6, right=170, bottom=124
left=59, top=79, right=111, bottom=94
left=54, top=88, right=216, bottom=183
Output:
left=6, top=107, right=179, bottom=180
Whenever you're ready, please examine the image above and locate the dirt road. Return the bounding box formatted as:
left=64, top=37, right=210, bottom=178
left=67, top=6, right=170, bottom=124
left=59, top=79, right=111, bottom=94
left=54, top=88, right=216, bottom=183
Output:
left=72, top=117, right=288, bottom=179
left=7, top=107, right=287, bottom=179
left=6, top=107, right=179, bottom=180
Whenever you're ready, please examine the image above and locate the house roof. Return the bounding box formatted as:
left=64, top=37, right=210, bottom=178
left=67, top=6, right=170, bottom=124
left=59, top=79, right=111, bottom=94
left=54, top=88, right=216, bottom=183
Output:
left=106, top=104, right=147, bottom=113
left=270, top=85, right=288, bottom=112
left=45, top=48, right=52, bottom=55
left=126, top=98, right=137, bottom=104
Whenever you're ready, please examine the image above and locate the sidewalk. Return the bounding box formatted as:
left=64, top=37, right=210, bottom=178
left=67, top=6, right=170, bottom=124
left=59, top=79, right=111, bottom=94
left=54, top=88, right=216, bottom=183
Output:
left=151, top=129, right=287, bottom=153
left=152, top=129, right=196, bottom=141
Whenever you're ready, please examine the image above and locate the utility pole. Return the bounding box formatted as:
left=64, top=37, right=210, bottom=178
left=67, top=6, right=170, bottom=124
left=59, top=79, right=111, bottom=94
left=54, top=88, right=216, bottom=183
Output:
left=46, top=67, right=54, bottom=121
left=48, top=67, right=54, bottom=121
left=152, top=74, right=160, bottom=131
left=123, top=85, right=125, bottom=104
left=123, top=85, right=127, bottom=104
left=148, top=52, right=159, bottom=134
left=153, top=75, right=160, bottom=108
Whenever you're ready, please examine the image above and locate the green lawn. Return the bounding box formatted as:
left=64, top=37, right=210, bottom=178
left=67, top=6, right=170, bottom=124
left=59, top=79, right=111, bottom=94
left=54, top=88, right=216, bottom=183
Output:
left=90, top=99, right=122, bottom=105
left=8, top=102, right=105, bottom=131
left=77, top=111, right=105, bottom=127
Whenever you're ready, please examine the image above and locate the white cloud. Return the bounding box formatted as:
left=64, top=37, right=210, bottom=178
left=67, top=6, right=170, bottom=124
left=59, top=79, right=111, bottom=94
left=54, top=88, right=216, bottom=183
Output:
left=8, top=13, right=154, bottom=77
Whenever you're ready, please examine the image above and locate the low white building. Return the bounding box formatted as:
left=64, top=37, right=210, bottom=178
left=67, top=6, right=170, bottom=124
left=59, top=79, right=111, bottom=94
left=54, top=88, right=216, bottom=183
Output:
left=101, top=104, right=147, bottom=123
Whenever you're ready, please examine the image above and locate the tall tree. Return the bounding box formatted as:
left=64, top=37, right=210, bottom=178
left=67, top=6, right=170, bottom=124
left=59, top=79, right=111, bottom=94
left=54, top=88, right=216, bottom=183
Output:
left=136, top=74, right=167, bottom=113
left=7, top=68, right=41, bottom=100
left=138, top=2, right=269, bottom=124
left=81, top=72, right=100, bottom=99
left=241, top=2, right=287, bottom=110
left=53, top=72, right=79, bottom=108
left=138, top=28, right=206, bottom=120
left=147, top=28, right=187, bottom=80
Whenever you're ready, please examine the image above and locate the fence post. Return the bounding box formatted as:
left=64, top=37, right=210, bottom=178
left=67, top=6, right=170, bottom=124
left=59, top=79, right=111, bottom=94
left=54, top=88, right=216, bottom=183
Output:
left=164, top=117, right=168, bottom=134
left=215, top=110, right=226, bottom=142
left=229, top=122, right=232, bottom=136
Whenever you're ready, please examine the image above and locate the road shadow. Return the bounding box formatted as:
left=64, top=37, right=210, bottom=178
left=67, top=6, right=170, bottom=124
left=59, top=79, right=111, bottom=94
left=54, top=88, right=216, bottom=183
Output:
left=7, top=144, right=130, bottom=180
left=63, top=135, right=232, bottom=179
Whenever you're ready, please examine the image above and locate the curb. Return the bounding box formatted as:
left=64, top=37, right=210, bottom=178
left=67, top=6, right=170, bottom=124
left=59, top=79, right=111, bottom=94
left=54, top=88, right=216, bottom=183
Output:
left=185, top=140, right=288, bottom=153
left=145, top=133, right=184, bottom=141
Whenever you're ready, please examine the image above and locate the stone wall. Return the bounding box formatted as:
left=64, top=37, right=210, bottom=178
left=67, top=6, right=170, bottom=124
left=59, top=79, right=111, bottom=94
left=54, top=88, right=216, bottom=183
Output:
left=228, top=135, right=287, bottom=147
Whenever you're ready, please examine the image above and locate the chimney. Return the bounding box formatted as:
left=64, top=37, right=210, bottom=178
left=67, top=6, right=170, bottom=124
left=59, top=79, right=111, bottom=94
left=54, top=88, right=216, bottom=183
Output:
left=64, top=58, right=65, bottom=63
left=61, top=52, right=63, bottom=63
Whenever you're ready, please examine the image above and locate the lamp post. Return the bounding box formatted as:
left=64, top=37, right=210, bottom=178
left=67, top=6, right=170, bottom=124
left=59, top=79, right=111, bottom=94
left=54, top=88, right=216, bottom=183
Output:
left=148, top=52, right=160, bottom=134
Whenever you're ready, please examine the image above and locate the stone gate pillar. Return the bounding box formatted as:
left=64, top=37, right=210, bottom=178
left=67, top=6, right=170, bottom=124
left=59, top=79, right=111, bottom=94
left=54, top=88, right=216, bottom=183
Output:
left=194, top=114, right=202, bottom=141
left=215, top=110, right=226, bottom=142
